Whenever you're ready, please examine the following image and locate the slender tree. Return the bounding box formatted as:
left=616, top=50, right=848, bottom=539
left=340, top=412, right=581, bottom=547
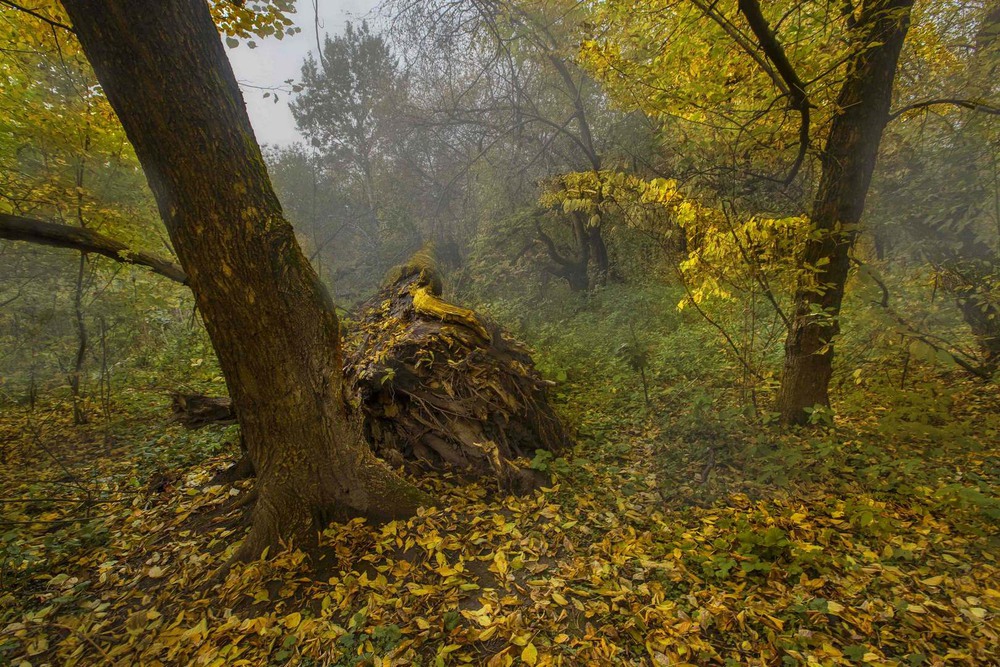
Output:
left=58, top=0, right=426, bottom=560
left=777, top=0, right=915, bottom=423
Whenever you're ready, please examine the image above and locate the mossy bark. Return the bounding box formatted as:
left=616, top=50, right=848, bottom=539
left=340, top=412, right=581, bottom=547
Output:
left=61, top=0, right=426, bottom=559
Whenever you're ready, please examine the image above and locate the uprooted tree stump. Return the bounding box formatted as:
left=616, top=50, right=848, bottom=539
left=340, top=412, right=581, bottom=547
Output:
left=345, top=251, right=571, bottom=492
left=173, top=251, right=571, bottom=493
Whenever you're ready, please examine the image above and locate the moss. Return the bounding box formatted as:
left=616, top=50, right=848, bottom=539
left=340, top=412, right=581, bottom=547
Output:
left=383, top=244, right=443, bottom=295
left=410, top=285, right=490, bottom=341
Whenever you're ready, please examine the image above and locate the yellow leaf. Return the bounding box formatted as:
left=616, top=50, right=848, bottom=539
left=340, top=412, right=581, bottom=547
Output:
left=283, top=612, right=302, bottom=629
left=494, top=550, right=509, bottom=578
left=920, top=575, right=944, bottom=586
left=552, top=592, right=568, bottom=606
left=521, top=642, right=538, bottom=665
left=488, top=650, right=513, bottom=667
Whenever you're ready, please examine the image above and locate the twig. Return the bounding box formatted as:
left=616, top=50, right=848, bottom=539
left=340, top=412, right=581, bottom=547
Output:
left=889, top=98, right=1000, bottom=121
left=0, top=0, right=74, bottom=32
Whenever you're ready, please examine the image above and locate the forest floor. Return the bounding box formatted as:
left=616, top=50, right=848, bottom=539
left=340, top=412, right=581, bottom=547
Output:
left=1, top=375, right=998, bottom=666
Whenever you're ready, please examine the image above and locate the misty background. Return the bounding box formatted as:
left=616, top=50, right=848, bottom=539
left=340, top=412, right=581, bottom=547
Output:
left=228, top=0, right=378, bottom=146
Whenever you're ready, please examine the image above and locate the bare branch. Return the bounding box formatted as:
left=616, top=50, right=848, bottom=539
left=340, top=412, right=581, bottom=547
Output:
left=0, top=213, right=188, bottom=284
left=888, top=97, right=1000, bottom=121
left=0, top=0, right=74, bottom=32
left=736, top=0, right=812, bottom=185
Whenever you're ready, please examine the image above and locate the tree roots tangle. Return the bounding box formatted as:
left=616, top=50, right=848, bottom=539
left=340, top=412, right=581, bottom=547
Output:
left=345, top=252, right=571, bottom=492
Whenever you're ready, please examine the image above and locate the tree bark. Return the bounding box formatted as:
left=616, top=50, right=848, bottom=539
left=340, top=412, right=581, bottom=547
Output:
left=588, top=223, right=610, bottom=287
left=59, top=0, right=426, bottom=560
left=535, top=212, right=590, bottom=291
left=777, top=0, right=914, bottom=425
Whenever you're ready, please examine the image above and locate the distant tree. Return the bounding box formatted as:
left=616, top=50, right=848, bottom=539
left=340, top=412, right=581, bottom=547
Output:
left=0, top=2, right=165, bottom=421
left=391, top=0, right=629, bottom=291
left=871, top=0, right=1000, bottom=369
left=263, top=144, right=351, bottom=292
left=291, top=21, right=408, bottom=270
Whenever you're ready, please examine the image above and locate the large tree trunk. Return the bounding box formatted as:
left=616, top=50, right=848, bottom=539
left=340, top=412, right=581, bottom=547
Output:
left=60, top=0, right=425, bottom=560
left=777, top=0, right=914, bottom=425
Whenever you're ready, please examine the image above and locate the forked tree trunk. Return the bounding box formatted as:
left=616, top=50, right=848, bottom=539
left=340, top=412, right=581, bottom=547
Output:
left=60, top=0, right=426, bottom=560
left=777, top=0, right=914, bottom=425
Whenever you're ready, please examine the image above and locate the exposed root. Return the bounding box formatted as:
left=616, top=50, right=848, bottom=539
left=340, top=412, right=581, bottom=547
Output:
left=345, top=251, right=571, bottom=490
left=173, top=250, right=572, bottom=494
left=208, top=453, right=255, bottom=486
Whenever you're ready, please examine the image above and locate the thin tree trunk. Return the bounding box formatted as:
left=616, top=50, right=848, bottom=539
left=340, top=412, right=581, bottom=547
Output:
left=777, top=0, right=914, bottom=425
left=60, top=0, right=426, bottom=560
left=70, top=151, right=90, bottom=425
left=956, top=286, right=1000, bottom=364
left=569, top=212, right=591, bottom=291
left=70, top=253, right=89, bottom=425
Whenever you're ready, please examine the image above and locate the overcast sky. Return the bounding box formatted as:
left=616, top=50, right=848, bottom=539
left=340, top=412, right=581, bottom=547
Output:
left=226, top=0, right=379, bottom=147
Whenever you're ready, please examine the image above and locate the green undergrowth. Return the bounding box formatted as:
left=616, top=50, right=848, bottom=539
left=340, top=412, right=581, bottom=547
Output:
left=1, top=282, right=998, bottom=666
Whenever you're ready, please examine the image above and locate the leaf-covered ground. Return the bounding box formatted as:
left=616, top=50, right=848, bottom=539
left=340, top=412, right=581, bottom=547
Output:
left=1, top=377, right=998, bottom=666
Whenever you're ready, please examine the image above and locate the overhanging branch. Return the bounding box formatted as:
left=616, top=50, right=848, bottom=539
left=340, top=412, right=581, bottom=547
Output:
left=0, top=213, right=188, bottom=284
left=888, top=97, right=1000, bottom=121
left=0, top=0, right=74, bottom=32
